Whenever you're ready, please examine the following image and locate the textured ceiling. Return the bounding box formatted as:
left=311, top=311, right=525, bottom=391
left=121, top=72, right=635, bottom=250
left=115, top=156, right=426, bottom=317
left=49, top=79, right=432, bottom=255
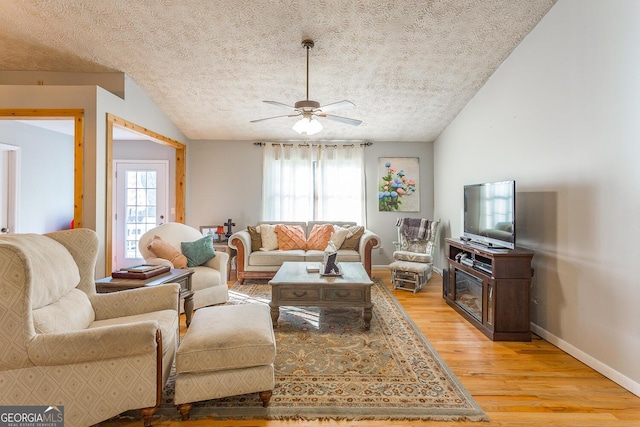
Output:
left=0, top=0, right=555, bottom=142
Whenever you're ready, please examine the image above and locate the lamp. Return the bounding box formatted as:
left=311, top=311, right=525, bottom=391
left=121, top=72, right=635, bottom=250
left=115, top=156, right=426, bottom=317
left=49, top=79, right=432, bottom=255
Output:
left=292, top=112, right=323, bottom=135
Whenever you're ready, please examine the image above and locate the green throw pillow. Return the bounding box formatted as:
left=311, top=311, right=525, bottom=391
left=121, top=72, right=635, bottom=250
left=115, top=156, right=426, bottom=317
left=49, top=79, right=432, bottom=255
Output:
left=181, top=234, right=216, bottom=267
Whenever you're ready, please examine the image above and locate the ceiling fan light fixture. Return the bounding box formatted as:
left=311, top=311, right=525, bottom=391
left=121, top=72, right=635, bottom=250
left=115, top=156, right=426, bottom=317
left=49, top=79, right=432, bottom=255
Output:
left=292, top=116, right=323, bottom=135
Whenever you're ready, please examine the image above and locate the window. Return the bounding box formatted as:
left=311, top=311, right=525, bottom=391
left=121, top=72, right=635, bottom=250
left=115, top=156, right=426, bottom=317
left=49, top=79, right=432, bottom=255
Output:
left=262, top=143, right=365, bottom=223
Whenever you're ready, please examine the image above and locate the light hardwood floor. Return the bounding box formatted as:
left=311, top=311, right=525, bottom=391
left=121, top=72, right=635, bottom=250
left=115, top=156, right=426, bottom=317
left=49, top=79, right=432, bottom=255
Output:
left=102, top=269, right=640, bottom=427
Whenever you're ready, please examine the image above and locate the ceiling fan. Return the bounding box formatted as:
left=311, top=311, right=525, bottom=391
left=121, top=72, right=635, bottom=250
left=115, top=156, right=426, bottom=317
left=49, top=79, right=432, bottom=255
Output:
left=250, top=39, right=362, bottom=135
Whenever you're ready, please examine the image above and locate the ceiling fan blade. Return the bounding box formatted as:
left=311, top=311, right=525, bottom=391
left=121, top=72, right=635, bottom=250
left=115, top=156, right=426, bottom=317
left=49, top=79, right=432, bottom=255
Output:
left=250, top=113, right=300, bottom=123
left=317, top=100, right=355, bottom=113
left=263, top=100, right=297, bottom=110
left=320, top=113, right=362, bottom=126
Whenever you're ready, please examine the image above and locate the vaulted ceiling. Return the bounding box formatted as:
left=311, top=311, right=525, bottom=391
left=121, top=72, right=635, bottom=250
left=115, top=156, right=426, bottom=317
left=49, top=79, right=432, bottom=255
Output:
left=0, top=1, right=556, bottom=142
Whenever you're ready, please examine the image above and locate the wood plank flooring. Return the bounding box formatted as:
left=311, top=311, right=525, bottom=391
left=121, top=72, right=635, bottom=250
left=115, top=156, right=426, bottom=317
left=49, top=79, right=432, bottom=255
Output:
left=100, top=269, right=640, bottom=427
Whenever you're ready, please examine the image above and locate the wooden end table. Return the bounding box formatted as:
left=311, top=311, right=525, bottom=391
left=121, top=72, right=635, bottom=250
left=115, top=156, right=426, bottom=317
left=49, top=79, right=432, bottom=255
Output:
left=268, top=262, right=374, bottom=330
left=96, top=268, right=196, bottom=326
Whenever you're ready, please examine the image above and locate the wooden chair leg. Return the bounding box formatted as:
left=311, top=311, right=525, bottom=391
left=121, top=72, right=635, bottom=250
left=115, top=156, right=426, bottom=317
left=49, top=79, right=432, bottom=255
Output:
left=259, top=390, right=273, bottom=407
left=177, top=403, right=193, bottom=421
left=140, top=407, right=157, bottom=427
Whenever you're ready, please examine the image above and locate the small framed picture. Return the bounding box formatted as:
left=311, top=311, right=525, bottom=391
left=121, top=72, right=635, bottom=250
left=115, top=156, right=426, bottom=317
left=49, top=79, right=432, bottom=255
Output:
left=199, top=226, right=216, bottom=237
left=200, top=225, right=226, bottom=242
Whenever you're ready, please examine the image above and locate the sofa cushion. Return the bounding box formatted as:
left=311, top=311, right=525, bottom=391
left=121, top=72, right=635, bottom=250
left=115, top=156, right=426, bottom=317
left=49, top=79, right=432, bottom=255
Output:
left=11, top=234, right=82, bottom=310
left=330, top=225, right=351, bottom=249
left=247, top=225, right=262, bottom=252
left=249, top=249, right=305, bottom=266
left=305, top=249, right=362, bottom=263
left=181, top=234, right=216, bottom=267
left=32, top=288, right=95, bottom=333
left=275, top=224, right=307, bottom=250
left=259, top=224, right=279, bottom=251
left=148, top=235, right=188, bottom=268
left=306, top=224, right=334, bottom=250
left=341, top=226, right=364, bottom=250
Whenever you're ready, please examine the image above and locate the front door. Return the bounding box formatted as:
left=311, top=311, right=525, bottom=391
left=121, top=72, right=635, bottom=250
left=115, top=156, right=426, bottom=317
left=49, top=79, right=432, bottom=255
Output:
left=114, top=161, right=169, bottom=270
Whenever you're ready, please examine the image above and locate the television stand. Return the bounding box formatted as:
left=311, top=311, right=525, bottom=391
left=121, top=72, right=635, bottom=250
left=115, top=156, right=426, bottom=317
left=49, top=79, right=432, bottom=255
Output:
left=444, top=238, right=533, bottom=341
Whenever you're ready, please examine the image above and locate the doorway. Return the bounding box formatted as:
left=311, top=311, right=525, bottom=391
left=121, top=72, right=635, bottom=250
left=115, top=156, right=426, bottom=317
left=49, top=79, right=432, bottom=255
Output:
left=113, top=160, right=169, bottom=269
left=106, top=113, right=186, bottom=276
left=0, top=143, right=19, bottom=234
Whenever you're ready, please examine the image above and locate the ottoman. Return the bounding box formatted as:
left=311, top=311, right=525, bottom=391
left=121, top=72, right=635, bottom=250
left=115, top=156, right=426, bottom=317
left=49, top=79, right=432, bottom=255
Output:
left=174, top=304, right=276, bottom=420
left=388, top=260, right=432, bottom=293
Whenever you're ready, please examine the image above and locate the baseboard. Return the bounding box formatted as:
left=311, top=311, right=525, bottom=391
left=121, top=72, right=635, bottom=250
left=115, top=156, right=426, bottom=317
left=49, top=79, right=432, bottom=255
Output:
left=530, top=323, right=640, bottom=397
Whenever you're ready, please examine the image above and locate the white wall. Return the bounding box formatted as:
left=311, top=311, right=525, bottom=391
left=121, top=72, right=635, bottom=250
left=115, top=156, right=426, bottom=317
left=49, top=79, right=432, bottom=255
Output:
left=0, top=121, right=74, bottom=233
left=434, top=0, right=640, bottom=395
left=187, top=140, right=433, bottom=265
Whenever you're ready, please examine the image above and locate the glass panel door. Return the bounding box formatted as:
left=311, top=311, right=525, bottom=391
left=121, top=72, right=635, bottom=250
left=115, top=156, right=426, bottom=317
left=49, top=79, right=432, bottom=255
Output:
left=114, top=161, right=168, bottom=270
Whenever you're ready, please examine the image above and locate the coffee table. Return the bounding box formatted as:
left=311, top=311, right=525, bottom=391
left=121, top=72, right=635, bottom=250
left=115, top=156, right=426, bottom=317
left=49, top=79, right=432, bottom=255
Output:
left=268, top=261, right=374, bottom=330
left=96, top=268, right=195, bottom=326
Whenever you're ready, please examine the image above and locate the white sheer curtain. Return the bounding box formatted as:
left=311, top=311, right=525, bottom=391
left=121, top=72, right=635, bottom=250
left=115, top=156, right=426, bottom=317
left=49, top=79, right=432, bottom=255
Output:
left=262, top=143, right=365, bottom=223
left=262, top=143, right=315, bottom=221
left=316, top=144, right=365, bottom=224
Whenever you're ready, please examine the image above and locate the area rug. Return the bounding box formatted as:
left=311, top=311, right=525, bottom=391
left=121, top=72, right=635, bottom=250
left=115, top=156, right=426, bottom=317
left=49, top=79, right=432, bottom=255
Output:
left=124, top=278, right=487, bottom=422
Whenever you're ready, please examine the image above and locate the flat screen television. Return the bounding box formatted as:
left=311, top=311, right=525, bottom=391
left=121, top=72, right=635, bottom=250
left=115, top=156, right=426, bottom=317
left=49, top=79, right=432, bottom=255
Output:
left=463, top=180, right=516, bottom=250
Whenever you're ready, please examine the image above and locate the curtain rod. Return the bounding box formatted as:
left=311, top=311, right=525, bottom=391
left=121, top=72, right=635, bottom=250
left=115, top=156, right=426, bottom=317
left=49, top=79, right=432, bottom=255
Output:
left=254, top=141, right=372, bottom=147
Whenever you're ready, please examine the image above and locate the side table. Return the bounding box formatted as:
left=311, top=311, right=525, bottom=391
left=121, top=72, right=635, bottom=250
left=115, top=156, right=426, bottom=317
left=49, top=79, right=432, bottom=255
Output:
left=96, top=268, right=196, bottom=326
left=213, top=242, right=236, bottom=280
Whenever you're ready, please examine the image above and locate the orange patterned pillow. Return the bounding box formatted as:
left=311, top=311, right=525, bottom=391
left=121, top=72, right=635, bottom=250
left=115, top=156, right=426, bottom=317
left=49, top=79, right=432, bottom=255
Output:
left=274, top=224, right=307, bottom=250
left=306, top=224, right=334, bottom=250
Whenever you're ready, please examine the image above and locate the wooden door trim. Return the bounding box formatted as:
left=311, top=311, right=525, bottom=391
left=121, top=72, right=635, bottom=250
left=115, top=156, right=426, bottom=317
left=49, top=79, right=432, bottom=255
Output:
left=0, top=109, right=84, bottom=228
left=106, top=113, right=186, bottom=275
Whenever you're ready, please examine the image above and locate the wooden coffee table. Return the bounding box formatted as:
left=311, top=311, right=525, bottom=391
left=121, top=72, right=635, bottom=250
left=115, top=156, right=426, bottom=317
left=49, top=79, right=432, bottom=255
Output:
left=96, top=268, right=195, bottom=326
left=268, top=262, right=374, bottom=330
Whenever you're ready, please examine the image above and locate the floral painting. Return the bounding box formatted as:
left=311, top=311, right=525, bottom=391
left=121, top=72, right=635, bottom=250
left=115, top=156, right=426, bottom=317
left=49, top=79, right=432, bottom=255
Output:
left=378, top=157, right=419, bottom=212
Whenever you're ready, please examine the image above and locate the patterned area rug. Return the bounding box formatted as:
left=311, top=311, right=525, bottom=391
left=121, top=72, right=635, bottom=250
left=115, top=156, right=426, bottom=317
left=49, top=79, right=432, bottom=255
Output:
left=125, top=279, right=487, bottom=422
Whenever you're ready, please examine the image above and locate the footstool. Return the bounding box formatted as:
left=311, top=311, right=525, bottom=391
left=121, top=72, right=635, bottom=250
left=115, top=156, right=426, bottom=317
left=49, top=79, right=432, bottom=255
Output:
left=174, top=304, right=276, bottom=420
left=388, top=260, right=432, bottom=293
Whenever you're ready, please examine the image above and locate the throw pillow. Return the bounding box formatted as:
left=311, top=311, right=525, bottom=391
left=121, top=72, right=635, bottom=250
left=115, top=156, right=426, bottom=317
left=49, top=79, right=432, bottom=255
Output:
left=340, top=226, right=365, bottom=250
left=329, top=225, right=351, bottom=249
left=275, top=224, right=307, bottom=250
left=259, top=224, right=279, bottom=251
left=306, top=223, right=334, bottom=250
left=247, top=225, right=262, bottom=252
left=147, top=235, right=188, bottom=269
left=181, top=234, right=216, bottom=267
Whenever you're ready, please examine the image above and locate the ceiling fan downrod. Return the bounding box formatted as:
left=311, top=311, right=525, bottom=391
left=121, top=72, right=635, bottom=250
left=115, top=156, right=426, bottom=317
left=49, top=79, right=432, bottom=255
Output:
left=295, top=39, right=320, bottom=111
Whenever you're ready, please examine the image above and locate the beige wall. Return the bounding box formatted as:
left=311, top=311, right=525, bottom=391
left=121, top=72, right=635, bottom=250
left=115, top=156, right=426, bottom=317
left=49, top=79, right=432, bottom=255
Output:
left=434, top=0, right=639, bottom=395
left=186, top=140, right=434, bottom=266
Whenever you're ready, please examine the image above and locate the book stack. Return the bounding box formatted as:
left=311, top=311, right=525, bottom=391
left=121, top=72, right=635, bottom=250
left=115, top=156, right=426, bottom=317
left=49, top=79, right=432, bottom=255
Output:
left=112, top=264, right=170, bottom=279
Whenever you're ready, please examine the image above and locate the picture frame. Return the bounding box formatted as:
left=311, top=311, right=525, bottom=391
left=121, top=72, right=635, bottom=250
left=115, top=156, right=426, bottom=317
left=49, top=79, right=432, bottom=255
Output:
left=199, top=225, right=226, bottom=242
left=378, top=157, right=420, bottom=212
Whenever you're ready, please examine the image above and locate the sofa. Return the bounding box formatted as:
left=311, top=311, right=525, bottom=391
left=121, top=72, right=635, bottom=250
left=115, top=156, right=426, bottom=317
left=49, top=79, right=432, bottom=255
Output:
left=229, top=221, right=380, bottom=284
left=0, top=229, right=179, bottom=427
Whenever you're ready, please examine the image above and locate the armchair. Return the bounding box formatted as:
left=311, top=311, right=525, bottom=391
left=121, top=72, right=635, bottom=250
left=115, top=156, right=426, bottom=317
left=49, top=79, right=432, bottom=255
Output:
left=388, top=219, right=441, bottom=293
left=0, top=229, right=180, bottom=427
left=138, top=222, right=229, bottom=310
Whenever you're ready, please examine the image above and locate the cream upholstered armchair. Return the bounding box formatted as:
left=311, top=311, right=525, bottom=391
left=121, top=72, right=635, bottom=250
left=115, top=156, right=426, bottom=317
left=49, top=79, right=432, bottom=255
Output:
left=0, top=228, right=180, bottom=427
left=139, top=222, right=229, bottom=310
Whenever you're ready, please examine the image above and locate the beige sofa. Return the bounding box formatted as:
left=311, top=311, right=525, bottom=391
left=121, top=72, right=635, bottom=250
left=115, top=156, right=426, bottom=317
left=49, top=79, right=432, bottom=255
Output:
left=0, top=229, right=179, bottom=427
left=229, top=221, right=380, bottom=284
